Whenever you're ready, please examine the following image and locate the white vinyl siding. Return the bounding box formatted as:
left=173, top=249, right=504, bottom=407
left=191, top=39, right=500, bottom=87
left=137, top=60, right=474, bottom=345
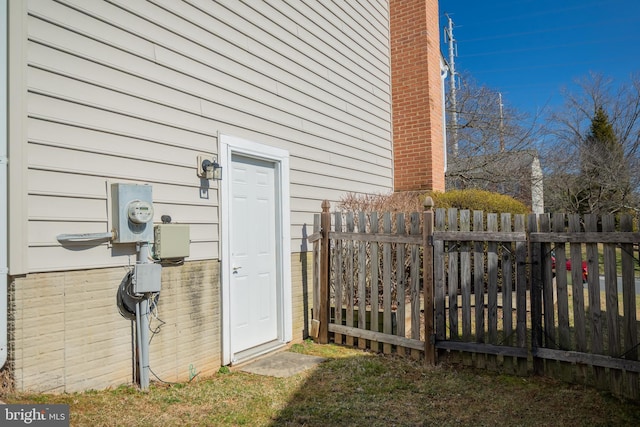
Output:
left=20, top=0, right=392, bottom=272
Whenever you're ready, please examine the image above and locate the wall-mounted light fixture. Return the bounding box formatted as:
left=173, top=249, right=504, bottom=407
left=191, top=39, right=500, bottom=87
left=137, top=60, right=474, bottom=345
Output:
left=202, top=159, right=222, bottom=180
left=197, top=155, right=222, bottom=180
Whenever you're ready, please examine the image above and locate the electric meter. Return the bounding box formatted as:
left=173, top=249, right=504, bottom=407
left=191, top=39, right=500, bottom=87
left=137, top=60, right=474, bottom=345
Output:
left=127, top=200, right=154, bottom=224
left=111, top=183, right=154, bottom=243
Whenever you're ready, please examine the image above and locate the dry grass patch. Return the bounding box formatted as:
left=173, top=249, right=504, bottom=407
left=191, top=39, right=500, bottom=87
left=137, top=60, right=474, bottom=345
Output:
left=3, top=341, right=640, bottom=426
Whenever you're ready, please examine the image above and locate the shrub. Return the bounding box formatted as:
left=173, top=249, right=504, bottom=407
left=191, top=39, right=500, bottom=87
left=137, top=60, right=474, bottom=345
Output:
left=339, top=189, right=529, bottom=215
left=339, top=191, right=424, bottom=213
left=428, top=189, right=530, bottom=215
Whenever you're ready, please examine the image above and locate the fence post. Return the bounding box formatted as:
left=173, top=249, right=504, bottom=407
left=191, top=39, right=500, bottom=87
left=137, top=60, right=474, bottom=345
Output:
left=423, top=197, right=436, bottom=365
left=318, top=200, right=331, bottom=344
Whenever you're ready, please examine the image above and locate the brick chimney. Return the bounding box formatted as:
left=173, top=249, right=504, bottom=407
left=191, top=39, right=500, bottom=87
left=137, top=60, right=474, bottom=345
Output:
left=390, top=0, right=445, bottom=192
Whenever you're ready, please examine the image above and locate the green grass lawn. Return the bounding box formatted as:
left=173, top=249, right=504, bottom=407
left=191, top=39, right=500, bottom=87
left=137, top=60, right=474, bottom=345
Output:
left=3, top=341, right=640, bottom=426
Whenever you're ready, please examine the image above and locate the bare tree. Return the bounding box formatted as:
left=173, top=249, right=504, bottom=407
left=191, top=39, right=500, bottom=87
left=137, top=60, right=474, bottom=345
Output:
left=446, top=74, right=544, bottom=211
left=542, top=72, right=640, bottom=214
left=448, top=74, right=538, bottom=157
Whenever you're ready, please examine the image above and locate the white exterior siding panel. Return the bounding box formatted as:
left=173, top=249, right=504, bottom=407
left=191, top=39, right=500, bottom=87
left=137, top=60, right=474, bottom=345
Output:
left=27, top=68, right=213, bottom=138
left=27, top=241, right=219, bottom=273
left=29, top=170, right=217, bottom=210
left=27, top=246, right=123, bottom=272
left=28, top=122, right=203, bottom=179
left=151, top=202, right=218, bottom=225
left=28, top=195, right=106, bottom=223
left=31, top=1, right=391, bottom=141
left=27, top=94, right=214, bottom=151
left=22, top=0, right=392, bottom=272
left=29, top=222, right=109, bottom=246
left=294, top=157, right=391, bottom=185
left=28, top=170, right=107, bottom=199
left=28, top=141, right=197, bottom=186
left=154, top=0, right=389, bottom=103
left=27, top=0, right=157, bottom=60
left=225, top=0, right=389, bottom=93
left=278, top=0, right=389, bottom=73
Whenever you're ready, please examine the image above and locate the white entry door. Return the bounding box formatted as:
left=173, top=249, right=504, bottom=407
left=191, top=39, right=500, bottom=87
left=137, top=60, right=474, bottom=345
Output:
left=220, top=134, right=292, bottom=365
left=229, top=154, right=279, bottom=354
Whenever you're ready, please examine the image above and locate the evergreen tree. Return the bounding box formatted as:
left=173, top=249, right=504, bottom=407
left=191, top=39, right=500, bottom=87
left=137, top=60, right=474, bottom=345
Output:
left=543, top=73, right=640, bottom=215
left=578, top=106, right=629, bottom=214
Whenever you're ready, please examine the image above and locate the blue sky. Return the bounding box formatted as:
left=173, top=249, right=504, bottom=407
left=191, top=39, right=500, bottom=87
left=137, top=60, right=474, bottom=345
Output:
left=438, top=0, right=640, bottom=118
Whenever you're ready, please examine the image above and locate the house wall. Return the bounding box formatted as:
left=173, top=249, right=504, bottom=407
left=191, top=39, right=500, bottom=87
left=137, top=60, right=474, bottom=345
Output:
left=390, top=0, right=444, bottom=192
left=9, top=253, right=313, bottom=393
left=291, top=252, right=314, bottom=341
left=9, top=261, right=220, bottom=393
left=9, top=0, right=393, bottom=275
left=6, top=0, right=392, bottom=392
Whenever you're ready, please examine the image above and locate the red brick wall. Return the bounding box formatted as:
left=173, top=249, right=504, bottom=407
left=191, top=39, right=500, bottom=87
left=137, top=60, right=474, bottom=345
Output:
left=390, top=0, right=445, bottom=191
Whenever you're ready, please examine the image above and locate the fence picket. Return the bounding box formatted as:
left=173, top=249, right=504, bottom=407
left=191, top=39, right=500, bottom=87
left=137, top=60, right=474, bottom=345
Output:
left=501, top=213, right=514, bottom=373
left=487, top=214, right=499, bottom=370
left=553, top=213, right=571, bottom=351
left=568, top=214, right=587, bottom=382
left=396, top=213, right=407, bottom=356
left=370, top=212, right=380, bottom=352
left=487, top=214, right=499, bottom=345
left=620, top=215, right=639, bottom=399
left=473, top=211, right=485, bottom=342
left=585, top=214, right=605, bottom=386
left=383, top=213, right=393, bottom=354
left=603, top=215, right=622, bottom=394
left=500, top=214, right=513, bottom=343
left=448, top=209, right=459, bottom=341
left=410, top=213, right=421, bottom=358
left=346, top=212, right=355, bottom=347
left=424, top=199, right=436, bottom=365
left=514, top=214, right=527, bottom=375
left=435, top=209, right=446, bottom=342
left=461, top=211, right=472, bottom=341
left=539, top=214, right=556, bottom=356
left=334, top=213, right=343, bottom=345
left=358, top=212, right=367, bottom=350
left=529, top=213, right=544, bottom=374
left=473, top=211, right=486, bottom=369
left=553, top=213, right=573, bottom=381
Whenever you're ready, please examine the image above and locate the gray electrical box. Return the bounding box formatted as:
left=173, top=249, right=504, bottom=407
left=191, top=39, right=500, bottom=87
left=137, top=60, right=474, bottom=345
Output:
left=132, top=263, right=162, bottom=293
left=111, top=183, right=154, bottom=243
left=154, top=224, right=190, bottom=259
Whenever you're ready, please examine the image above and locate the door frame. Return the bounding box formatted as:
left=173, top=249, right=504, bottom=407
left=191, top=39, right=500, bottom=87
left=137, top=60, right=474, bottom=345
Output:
left=219, top=133, right=292, bottom=365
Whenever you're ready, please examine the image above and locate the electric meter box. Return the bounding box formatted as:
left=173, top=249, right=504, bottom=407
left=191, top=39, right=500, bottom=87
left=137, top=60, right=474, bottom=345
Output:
left=132, top=263, right=162, bottom=293
left=111, top=183, right=154, bottom=243
left=154, top=224, right=190, bottom=259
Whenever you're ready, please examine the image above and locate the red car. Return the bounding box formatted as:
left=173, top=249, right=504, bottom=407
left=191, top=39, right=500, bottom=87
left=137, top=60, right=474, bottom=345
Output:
left=551, top=252, right=588, bottom=283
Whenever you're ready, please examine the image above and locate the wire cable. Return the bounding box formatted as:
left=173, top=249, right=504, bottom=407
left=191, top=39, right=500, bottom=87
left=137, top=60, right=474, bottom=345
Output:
left=147, top=294, right=165, bottom=345
left=148, top=366, right=182, bottom=386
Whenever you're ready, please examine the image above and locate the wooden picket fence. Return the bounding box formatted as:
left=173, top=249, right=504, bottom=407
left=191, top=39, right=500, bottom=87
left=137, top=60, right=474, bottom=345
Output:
left=309, top=200, right=434, bottom=360
left=310, top=200, right=640, bottom=399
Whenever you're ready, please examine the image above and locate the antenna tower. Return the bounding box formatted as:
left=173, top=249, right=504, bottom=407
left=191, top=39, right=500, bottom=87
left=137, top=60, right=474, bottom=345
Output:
left=444, top=14, right=458, bottom=158
left=499, top=92, right=505, bottom=152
